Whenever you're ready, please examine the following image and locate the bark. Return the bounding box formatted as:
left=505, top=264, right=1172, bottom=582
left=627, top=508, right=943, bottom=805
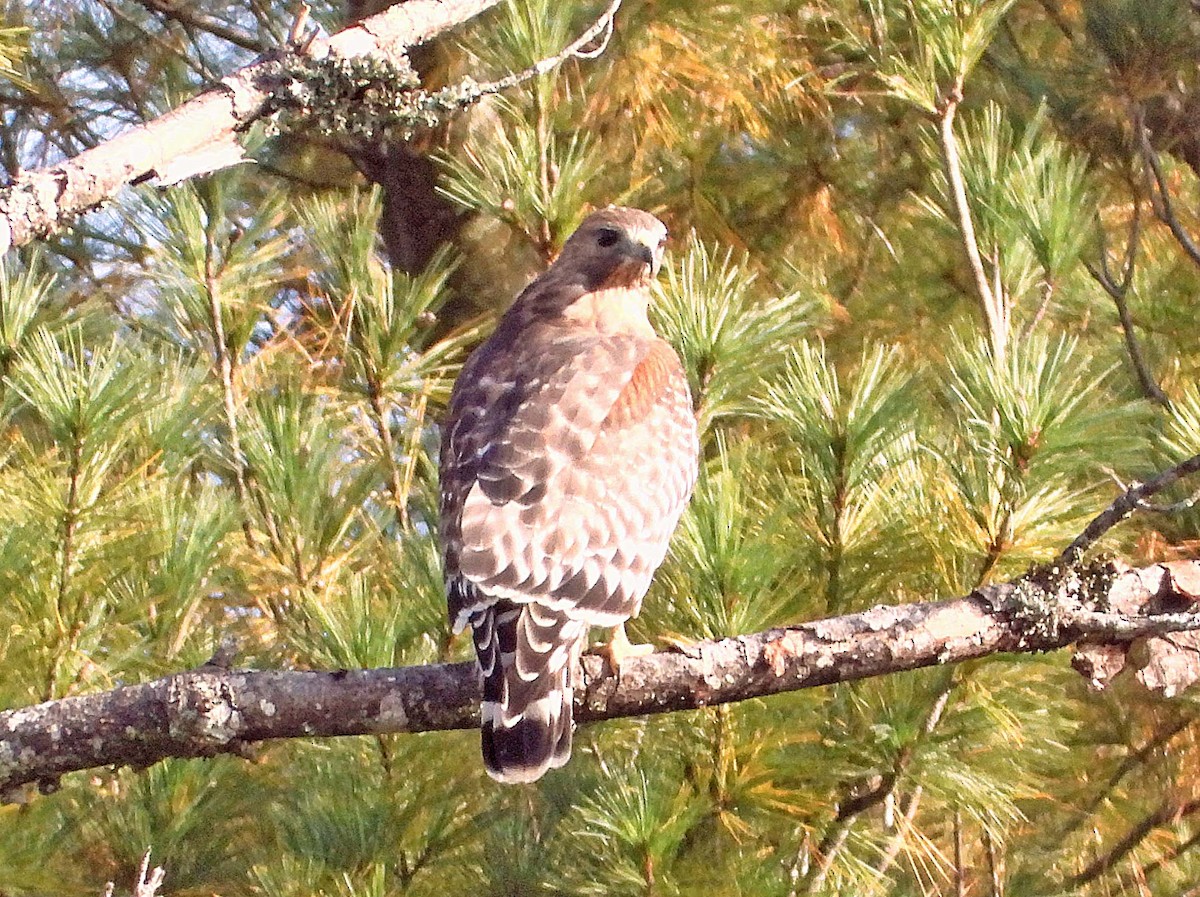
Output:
left=352, top=140, right=463, bottom=274
left=2, top=559, right=1199, bottom=797
left=0, top=0, right=503, bottom=252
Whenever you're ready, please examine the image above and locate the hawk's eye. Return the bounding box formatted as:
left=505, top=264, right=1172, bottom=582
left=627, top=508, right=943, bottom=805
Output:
left=596, top=227, right=621, bottom=248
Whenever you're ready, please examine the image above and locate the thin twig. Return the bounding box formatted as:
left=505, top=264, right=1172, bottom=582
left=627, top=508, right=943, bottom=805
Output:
left=937, top=79, right=1008, bottom=363
left=287, top=3, right=313, bottom=49
left=465, top=0, right=623, bottom=100
left=805, top=683, right=953, bottom=891
left=397, top=380, right=433, bottom=531
left=874, top=787, right=924, bottom=878
left=1084, top=194, right=1168, bottom=405
left=1023, top=277, right=1055, bottom=337
left=802, top=815, right=853, bottom=893
left=1143, top=486, right=1200, bottom=513
left=131, top=0, right=265, bottom=53
left=1100, top=191, right=1141, bottom=296
left=1110, top=280, right=1166, bottom=406
left=134, top=849, right=166, bottom=897
left=103, top=848, right=166, bottom=897
left=365, top=371, right=409, bottom=528
left=1057, top=453, right=1200, bottom=563
left=954, top=808, right=966, bottom=897
left=95, top=0, right=214, bottom=82
left=1069, top=797, right=1200, bottom=888
left=983, top=827, right=1003, bottom=897
left=44, top=428, right=85, bottom=701
left=1143, top=826, right=1200, bottom=881
left=1057, top=715, right=1193, bottom=840
left=1138, top=106, right=1200, bottom=270
left=1099, top=467, right=1200, bottom=513
left=203, top=221, right=267, bottom=556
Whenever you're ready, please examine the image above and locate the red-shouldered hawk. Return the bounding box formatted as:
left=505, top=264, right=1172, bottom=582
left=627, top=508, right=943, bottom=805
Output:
left=439, top=207, right=699, bottom=783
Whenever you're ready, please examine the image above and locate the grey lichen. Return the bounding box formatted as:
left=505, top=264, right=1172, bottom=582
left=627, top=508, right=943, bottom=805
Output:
left=0, top=740, right=18, bottom=783
left=987, top=557, right=1121, bottom=647
left=167, top=675, right=243, bottom=748
left=258, top=51, right=489, bottom=143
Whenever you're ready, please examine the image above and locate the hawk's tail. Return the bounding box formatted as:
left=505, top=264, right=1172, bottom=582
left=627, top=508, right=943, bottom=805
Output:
left=471, top=599, right=584, bottom=784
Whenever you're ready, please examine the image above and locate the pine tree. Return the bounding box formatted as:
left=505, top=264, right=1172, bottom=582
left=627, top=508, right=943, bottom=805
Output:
left=2, top=1, right=1200, bottom=895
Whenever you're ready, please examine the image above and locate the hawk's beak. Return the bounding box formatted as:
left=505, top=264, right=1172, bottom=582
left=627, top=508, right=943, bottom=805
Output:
left=631, top=242, right=662, bottom=277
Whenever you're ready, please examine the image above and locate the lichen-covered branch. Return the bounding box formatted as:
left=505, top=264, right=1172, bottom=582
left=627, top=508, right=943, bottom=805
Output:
left=0, top=0, right=503, bottom=252
left=3, top=559, right=1199, bottom=798
left=0, top=0, right=630, bottom=254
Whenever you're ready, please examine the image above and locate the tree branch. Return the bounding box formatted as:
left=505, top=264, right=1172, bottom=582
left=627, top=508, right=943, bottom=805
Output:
left=0, top=0, right=504, bottom=252
left=1068, top=796, right=1200, bottom=888
left=1138, top=104, right=1200, bottom=271
left=1142, top=823, right=1200, bottom=882
left=803, top=679, right=952, bottom=891
left=464, top=0, right=622, bottom=98
left=3, top=559, right=1199, bottom=797
left=1057, top=713, right=1193, bottom=840
left=937, top=79, right=1008, bottom=363
left=131, top=0, right=266, bottom=54
left=1057, top=453, right=1200, bottom=563
left=1084, top=196, right=1169, bottom=406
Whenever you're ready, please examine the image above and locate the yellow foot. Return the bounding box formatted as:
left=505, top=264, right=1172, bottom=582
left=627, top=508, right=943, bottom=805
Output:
left=595, top=623, right=654, bottom=672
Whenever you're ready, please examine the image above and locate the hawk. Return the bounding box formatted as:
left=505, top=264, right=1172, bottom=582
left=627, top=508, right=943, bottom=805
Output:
left=439, top=207, right=699, bottom=783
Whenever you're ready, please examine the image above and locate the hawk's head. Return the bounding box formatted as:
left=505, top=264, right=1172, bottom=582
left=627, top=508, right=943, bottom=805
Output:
left=554, top=207, right=668, bottom=290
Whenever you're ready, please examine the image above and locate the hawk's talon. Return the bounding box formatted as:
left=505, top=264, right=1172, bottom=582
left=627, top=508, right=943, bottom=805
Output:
left=594, top=622, right=654, bottom=672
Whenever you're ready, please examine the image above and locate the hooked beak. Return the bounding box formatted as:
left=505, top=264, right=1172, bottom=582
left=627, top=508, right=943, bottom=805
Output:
left=630, top=241, right=662, bottom=277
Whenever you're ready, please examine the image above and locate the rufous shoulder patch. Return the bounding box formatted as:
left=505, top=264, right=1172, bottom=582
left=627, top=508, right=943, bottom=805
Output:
left=604, top=341, right=684, bottom=429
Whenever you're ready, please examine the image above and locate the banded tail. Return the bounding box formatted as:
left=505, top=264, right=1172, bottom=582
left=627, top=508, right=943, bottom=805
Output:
left=470, top=598, right=585, bottom=783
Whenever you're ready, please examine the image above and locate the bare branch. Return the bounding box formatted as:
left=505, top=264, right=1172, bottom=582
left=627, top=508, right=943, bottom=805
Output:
left=875, top=787, right=925, bottom=879
left=102, top=848, right=165, bottom=897
left=1143, top=825, right=1200, bottom=881
left=1085, top=197, right=1168, bottom=406
left=134, top=849, right=166, bottom=897
left=287, top=3, right=315, bottom=51
left=937, top=80, right=1008, bottom=363
left=1058, top=453, right=1200, bottom=563
left=3, top=559, right=1200, bottom=798
left=1109, top=281, right=1167, bottom=406
left=131, top=0, right=266, bottom=53
left=1068, top=796, right=1200, bottom=888
left=201, top=217, right=266, bottom=558
left=467, top=0, right=623, bottom=97
left=1138, top=107, right=1200, bottom=270
left=804, top=678, right=953, bottom=891
left=1057, top=714, right=1193, bottom=840
left=953, top=808, right=966, bottom=897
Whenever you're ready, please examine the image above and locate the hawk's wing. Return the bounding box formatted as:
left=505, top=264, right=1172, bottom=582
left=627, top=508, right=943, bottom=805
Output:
left=440, top=330, right=697, bottom=631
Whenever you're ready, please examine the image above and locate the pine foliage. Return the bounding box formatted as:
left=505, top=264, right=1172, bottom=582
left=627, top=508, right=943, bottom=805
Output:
left=2, top=1, right=1200, bottom=895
